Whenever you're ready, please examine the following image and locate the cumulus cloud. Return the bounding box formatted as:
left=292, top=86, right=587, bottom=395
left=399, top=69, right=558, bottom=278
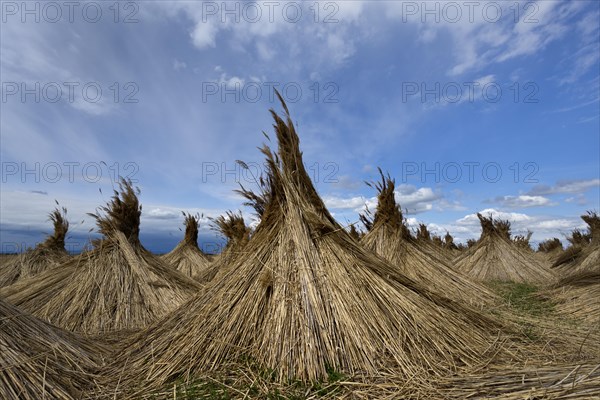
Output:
left=323, top=195, right=366, bottom=210
left=393, top=185, right=442, bottom=213
left=457, top=208, right=533, bottom=226
left=448, top=208, right=587, bottom=245
left=145, top=208, right=180, bottom=220
left=325, top=185, right=443, bottom=215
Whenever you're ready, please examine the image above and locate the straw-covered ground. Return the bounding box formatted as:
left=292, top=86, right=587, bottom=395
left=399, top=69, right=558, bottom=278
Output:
left=93, top=279, right=599, bottom=399
left=0, top=299, right=109, bottom=400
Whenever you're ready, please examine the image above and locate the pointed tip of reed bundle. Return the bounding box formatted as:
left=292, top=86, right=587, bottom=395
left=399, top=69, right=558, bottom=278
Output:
left=212, top=211, right=250, bottom=244
left=417, top=223, right=431, bottom=241
left=41, top=206, right=69, bottom=251
left=363, top=168, right=413, bottom=240
left=369, top=168, right=403, bottom=230
left=567, top=229, right=591, bottom=246
left=261, top=90, right=333, bottom=222
left=537, top=238, right=563, bottom=253
left=91, top=178, right=141, bottom=243
left=0, top=206, right=70, bottom=287
left=513, top=230, right=533, bottom=251
left=182, top=212, right=200, bottom=246
left=443, top=231, right=458, bottom=250
left=349, top=224, right=361, bottom=240
left=477, top=213, right=511, bottom=240
left=581, top=210, right=599, bottom=241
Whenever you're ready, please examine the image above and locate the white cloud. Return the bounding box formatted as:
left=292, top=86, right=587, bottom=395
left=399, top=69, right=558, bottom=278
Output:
left=558, top=43, right=600, bottom=85
left=496, top=1, right=566, bottom=62
left=69, top=95, right=115, bottom=116
left=457, top=208, right=533, bottom=226
left=576, top=11, right=600, bottom=45
left=450, top=208, right=586, bottom=243
left=489, top=195, right=556, bottom=208
left=325, top=31, right=356, bottom=64
left=533, top=218, right=581, bottom=231
left=218, top=73, right=245, bottom=89
left=190, top=20, right=220, bottom=48
left=551, top=98, right=600, bottom=113
left=435, top=198, right=467, bottom=212
left=394, top=185, right=442, bottom=213
left=146, top=208, right=180, bottom=220
left=362, top=165, right=374, bottom=173
left=577, top=115, right=600, bottom=124
left=382, top=0, right=578, bottom=77
left=565, top=194, right=588, bottom=206
left=528, top=179, right=600, bottom=195
left=325, top=185, right=443, bottom=215
left=0, top=20, right=128, bottom=118
left=148, top=0, right=365, bottom=78
left=555, top=9, right=600, bottom=86
left=475, top=74, right=496, bottom=86
left=446, top=208, right=587, bottom=244
left=418, top=27, right=437, bottom=44
left=173, top=59, right=187, bottom=71
left=323, top=195, right=366, bottom=210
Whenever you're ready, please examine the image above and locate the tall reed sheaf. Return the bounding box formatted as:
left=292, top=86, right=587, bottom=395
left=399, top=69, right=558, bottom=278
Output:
left=101, top=92, right=504, bottom=397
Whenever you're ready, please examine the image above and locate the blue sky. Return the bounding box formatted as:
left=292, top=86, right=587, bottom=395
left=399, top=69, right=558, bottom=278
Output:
left=1, top=0, right=599, bottom=253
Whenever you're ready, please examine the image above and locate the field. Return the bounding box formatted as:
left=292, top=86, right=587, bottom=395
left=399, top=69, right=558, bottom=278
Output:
left=130, top=281, right=600, bottom=399
left=1, top=96, right=598, bottom=400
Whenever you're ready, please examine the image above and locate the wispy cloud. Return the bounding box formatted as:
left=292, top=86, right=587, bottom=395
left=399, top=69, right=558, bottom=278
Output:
left=527, top=179, right=600, bottom=195
left=173, top=59, right=187, bottom=71
left=486, top=194, right=557, bottom=208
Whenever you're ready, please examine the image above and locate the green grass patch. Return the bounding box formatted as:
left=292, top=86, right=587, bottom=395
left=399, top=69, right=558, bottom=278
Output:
left=487, top=281, right=558, bottom=342
left=145, top=361, right=347, bottom=399
left=489, top=281, right=555, bottom=317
